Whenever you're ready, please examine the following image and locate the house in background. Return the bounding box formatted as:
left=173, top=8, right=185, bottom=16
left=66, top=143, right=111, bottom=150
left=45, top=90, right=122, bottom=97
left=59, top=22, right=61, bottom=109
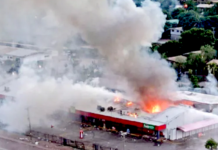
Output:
left=166, top=19, right=179, bottom=27
left=197, top=4, right=214, bottom=12
left=170, top=27, right=183, bottom=40
left=193, top=0, right=218, bottom=4
left=183, top=50, right=202, bottom=56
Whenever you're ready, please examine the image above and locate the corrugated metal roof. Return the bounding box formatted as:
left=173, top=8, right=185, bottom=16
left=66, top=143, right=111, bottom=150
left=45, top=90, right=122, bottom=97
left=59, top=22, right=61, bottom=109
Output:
left=183, top=50, right=201, bottom=56
left=167, top=55, right=187, bottom=63
left=75, top=103, right=165, bottom=126
left=152, top=106, right=188, bottom=123
left=207, top=59, right=218, bottom=65
left=171, top=91, right=218, bottom=104
left=6, top=49, right=39, bottom=57
left=178, top=119, right=218, bottom=132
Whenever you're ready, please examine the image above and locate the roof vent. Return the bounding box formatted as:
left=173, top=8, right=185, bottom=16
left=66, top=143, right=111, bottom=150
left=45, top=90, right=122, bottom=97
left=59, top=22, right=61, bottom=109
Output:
left=107, top=106, right=116, bottom=112
left=97, top=105, right=105, bottom=112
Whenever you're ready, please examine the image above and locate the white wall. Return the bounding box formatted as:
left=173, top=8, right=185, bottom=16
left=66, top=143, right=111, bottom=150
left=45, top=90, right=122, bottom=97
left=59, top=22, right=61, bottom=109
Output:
left=164, top=109, right=210, bottom=140
left=170, top=29, right=182, bottom=40
left=170, top=29, right=182, bottom=36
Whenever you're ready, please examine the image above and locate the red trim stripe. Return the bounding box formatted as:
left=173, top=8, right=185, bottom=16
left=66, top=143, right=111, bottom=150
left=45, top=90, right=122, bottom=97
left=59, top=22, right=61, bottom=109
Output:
left=76, top=110, right=166, bottom=131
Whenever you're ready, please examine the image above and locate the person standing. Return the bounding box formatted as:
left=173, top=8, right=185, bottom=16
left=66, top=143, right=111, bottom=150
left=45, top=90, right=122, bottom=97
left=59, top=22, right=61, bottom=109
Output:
left=127, top=128, right=130, bottom=134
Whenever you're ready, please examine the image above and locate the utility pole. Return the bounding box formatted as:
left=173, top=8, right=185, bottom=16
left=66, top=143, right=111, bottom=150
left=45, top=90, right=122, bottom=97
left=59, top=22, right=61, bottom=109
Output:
left=26, top=108, right=32, bottom=140
left=166, top=115, right=168, bottom=139
left=123, top=134, right=126, bottom=150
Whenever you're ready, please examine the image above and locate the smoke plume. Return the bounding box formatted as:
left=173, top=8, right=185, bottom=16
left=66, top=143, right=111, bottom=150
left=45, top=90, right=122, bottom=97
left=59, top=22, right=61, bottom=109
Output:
left=0, top=0, right=178, bottom=132
left=204, top=74, right=218, bottom=95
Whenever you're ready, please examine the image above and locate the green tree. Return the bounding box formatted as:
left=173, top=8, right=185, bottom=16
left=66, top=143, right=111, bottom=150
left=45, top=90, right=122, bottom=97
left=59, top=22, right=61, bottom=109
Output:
left=150, top=43, right=160, bottom=52
left=161, top=53, right=168, bottom=59
left=186, top=53, right=206, bottom=75
left=190, top=74, right=199, bottom=87
left=172, top=56, right=187, bottom=71
left=179, top=28, right=215, bottom=52
left=185, top=0, right=197, bottom=11
left=204, top=3, right=218, bottom=16
left=178, top=10, right=202, bottom=30
left=214, top=39, right=218, bottom=53
left=171, top=8, right=186, bottom=19
left=207, top=63, right=218, bottom=75
left=201, top=15, right=218, bottom=30
left=200, top=45, right=216, bottom=61
left=158, top=40, right=182, bottom=57
left=163, top=10, right=172, bottom=20
left=152, top=0, right=176, bottom=12
left=205, top=138, right=218, bottom=150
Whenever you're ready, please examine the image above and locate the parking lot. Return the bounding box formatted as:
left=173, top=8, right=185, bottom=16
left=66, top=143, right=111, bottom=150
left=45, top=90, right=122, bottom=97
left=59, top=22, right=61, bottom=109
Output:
left=32, top=119, right=218, bottom=150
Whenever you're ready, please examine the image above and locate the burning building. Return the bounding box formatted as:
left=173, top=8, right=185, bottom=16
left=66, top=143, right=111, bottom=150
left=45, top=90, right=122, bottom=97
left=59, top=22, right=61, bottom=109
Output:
left=71, top=91, right=218, bottom=141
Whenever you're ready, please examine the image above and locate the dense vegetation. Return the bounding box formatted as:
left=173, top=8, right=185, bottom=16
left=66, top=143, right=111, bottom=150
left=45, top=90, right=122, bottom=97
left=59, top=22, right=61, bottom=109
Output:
left=133, top=0, right=218, bottom=84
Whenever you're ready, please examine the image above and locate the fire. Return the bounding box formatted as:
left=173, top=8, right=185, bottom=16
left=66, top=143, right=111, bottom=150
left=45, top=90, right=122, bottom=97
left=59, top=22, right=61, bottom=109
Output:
left=142, top=96, right=173, bottom=114
left=126, top=101, right=133, bottom=106
left=128, top=113, right=137, bottom=118
left=114, top=96, right=120, bottom=102
left=174, top=100, right=193, bottom=106
left=151, top=105, right=161, bottom=113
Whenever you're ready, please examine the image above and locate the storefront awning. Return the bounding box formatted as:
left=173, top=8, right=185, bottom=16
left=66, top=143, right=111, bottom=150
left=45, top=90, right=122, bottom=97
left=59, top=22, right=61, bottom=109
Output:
left=178, top=119, right=218, bottom=132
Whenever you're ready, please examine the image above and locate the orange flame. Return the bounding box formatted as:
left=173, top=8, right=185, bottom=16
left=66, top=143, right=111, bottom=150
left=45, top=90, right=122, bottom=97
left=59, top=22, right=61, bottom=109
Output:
left=128, top=113, right=137, bottom=118
left=126, top=101, right=133, bottom=106
left=142, top=96, right=173, bottom=114
left=151, top=105, right=161, bottom=113
left=114, top=97, right=120, bottom=102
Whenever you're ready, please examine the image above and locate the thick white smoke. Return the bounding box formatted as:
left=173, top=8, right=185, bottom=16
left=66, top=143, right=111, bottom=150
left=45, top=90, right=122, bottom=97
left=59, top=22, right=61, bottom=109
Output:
left=204, top=74, right=218, bottom=95
left=0, top=63, right=119, bottom=132
left=0, top=0, right=178, bottom=132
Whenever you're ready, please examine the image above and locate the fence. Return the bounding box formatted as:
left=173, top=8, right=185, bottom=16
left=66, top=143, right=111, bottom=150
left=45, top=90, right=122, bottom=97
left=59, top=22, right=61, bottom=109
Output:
left=27, top=130, right=118, bottom=150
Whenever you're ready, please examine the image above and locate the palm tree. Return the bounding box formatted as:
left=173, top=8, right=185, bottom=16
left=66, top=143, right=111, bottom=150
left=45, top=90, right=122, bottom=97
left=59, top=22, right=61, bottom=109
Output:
left=205, top=138, right=218, bottom=150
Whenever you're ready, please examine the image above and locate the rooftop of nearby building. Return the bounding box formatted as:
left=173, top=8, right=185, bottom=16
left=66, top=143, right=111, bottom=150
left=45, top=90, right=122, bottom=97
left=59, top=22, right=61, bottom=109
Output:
left=167, top=55, right=187, bottom=63
left=154, top=39, right=171, bottom=45
left=210, top=0, right=218, bottom=3
left=207, top=59, right=218, bottom=65
left=175, top=5, right=183, bottom=9
left=170, top=27, right=183, bottom=31
left=197, top=4, right=214, bottom=8
left=166, top=19, right=179, bottom=24
left=171, top=91, right=218, bottom=105
left=178, top=119, right=218, bottom=132
left=183, top=50, right=201, bottom=56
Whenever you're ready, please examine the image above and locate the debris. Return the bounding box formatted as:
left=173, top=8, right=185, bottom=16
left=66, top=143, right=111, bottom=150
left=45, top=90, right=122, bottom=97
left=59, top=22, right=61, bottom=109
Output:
left=19, top=137, right=29, bottom=141
left=35, top=142, right=39, bottom=145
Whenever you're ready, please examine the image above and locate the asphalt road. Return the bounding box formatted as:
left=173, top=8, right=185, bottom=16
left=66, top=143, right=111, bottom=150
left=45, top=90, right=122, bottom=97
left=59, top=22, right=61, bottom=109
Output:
left=0, top=138, right=44, bottom=150
left=34, top=121, right=215, bottom=150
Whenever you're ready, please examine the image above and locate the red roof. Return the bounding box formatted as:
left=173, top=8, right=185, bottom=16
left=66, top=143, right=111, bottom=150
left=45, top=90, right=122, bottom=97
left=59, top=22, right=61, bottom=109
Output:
left=178, top=119, right=218, bottom=132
